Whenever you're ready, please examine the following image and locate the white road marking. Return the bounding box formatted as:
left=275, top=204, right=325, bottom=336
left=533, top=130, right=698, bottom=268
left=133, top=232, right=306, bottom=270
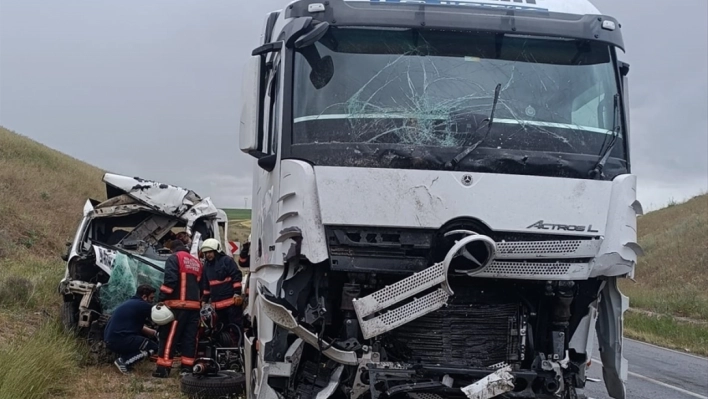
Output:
left=624, top=338, right=708, bottom=361
left=592, top=358, right=708, bottom=399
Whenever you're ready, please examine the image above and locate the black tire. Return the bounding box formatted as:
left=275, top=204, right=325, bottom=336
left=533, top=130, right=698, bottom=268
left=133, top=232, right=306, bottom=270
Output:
left=180, top=371, right=246, bottom=399
left=61, top=300, right=79, bottom=335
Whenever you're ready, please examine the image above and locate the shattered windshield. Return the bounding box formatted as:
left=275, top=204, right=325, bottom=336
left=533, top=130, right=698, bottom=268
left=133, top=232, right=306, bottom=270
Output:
left=292, top=28, right=627, bottom=179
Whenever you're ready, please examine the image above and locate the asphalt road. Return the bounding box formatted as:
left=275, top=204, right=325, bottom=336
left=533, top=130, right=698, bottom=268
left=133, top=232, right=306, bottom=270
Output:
left=580, top=338, right=708, bottom=399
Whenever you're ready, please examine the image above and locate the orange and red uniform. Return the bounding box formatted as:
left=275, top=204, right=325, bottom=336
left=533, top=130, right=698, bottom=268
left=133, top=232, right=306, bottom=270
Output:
left=154, top=247, right=204, bottom=375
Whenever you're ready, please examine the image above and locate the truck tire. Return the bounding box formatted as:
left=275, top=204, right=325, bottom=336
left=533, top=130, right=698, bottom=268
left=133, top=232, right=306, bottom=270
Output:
left=180, top=371, right=246, bottom=399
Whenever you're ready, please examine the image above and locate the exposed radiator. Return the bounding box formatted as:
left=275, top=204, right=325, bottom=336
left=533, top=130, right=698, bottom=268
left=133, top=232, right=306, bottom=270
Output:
left=383, top=299, right=525, bottom=368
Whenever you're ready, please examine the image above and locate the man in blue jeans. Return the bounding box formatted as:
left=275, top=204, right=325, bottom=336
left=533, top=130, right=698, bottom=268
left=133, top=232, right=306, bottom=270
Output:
left=104, top=284, right=160, bottom=374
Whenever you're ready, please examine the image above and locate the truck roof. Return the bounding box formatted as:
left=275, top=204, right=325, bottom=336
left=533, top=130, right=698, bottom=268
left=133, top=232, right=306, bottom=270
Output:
left=279, top=0, right=623, bottom=50
left=342, top=0, right=601, bottom=16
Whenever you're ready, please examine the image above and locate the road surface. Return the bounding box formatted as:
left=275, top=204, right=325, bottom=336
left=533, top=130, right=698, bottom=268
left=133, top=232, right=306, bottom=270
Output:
left=581, top=338, right=708, bottom=399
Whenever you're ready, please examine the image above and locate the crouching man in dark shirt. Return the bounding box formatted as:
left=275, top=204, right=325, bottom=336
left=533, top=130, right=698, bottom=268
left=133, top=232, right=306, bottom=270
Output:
left=104, top=284, right=159, bottom=374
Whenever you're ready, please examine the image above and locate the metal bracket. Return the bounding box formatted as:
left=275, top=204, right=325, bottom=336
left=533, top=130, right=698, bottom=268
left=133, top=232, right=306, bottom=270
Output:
left=352, top=233, right=497, bottom=339
left=257, top=286, right=358, bottom=365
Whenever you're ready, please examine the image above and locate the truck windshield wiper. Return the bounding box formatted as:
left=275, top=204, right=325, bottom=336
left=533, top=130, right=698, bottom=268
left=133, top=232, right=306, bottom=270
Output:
left=445, top=83, right=502, bottom=170
left=588, top=93, right=621, bottom=179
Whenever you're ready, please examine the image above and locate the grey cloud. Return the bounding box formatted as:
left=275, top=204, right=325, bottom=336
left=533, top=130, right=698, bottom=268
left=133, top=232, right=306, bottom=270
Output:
left=1, top=0, right=706, bottom=212
left=593, top=0, right=708, bottom=209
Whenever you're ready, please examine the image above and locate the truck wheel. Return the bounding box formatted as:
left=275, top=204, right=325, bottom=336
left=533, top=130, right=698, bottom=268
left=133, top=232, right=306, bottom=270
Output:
left=180, top=371, right=246, bottom=399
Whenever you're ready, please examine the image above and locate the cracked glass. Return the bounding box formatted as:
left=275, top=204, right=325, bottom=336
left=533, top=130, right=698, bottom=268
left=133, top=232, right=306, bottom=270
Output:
left=291, top=28, right=627, bottom=179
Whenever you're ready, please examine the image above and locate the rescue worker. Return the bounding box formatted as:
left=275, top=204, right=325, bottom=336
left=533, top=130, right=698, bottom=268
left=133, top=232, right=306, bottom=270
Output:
left=104, top=284, right=159, bottom=374
left=200, top=238, right=243, bottom=341
left=153, top=241, right=205, bottom=378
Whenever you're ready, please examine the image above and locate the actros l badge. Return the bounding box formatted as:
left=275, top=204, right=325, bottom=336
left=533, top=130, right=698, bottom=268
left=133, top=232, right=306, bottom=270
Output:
left=527, top=220, right=599, bottom=233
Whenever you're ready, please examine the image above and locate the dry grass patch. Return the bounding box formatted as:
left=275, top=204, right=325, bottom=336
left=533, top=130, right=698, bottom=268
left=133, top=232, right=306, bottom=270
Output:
left=620, top=194, right=708, bottom=321
left=228, top=219, right=252, bottom=244
left=0, top=126, right=105, bottom=258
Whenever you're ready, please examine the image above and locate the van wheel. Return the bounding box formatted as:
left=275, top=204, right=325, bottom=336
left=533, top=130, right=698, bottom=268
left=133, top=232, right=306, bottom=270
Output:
left=180, top=371, right=246, bottom=399
left=61, top=300, right=79, bottom=335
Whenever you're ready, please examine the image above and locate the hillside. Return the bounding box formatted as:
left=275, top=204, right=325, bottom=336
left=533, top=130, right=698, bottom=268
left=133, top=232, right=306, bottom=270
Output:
left=0, top=127, right=105, bottom=259
left=0, top=127, right=185, bottom=399
left=620, top=193, right=708, bottom=354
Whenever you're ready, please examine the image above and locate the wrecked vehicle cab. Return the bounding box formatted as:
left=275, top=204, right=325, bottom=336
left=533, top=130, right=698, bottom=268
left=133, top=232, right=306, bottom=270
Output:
left=58, top=173, right=232, bottom=336
left=239, top=0, right=641, bottom=399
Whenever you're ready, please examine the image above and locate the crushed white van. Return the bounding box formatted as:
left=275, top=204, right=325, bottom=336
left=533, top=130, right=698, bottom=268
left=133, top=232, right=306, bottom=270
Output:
left=58, top=173, right=233, bottom=335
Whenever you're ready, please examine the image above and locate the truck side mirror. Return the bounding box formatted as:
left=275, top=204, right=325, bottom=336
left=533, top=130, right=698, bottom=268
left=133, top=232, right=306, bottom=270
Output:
left=239, top=56, right=265, bottom=157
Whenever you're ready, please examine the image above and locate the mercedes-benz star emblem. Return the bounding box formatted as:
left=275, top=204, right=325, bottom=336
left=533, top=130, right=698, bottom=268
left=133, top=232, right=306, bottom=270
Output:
left=462, top=174, right=473, bottom=186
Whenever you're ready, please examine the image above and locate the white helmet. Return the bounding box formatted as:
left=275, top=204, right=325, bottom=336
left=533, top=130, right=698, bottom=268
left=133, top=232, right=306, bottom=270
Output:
left=151, top=304, right=175, bottom=326
left=200, top=238, right=222, bottom=253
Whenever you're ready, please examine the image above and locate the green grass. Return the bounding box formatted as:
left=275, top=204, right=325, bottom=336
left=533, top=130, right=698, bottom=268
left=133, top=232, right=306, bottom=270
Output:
left=619, top=193, right=708, bottom=354
left=224, top=208, right=252, bottom=220
left=624, top=311, right=708, bottom=357
left=0, top=320, right=85, bottom=399
left=0, top=126, right=187, bottom=398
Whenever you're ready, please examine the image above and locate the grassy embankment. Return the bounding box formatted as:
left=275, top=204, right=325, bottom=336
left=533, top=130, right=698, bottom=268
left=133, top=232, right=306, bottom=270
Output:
left=0, top=126, right=705, bottom=398
left=619, top=193, right=708, bottom=355
left=0, top=126, right=184, bottom=399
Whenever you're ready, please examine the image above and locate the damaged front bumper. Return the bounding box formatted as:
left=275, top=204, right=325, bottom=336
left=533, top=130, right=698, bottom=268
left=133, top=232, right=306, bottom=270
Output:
left=359, top=361, right=549, bottom=399
left=59, top=279, right=101, bottom=328
left=258, top=232, right=496, bottom=360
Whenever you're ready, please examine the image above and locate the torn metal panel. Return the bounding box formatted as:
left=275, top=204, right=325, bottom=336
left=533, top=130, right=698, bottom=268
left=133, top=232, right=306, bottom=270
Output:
left=257, top=287, right=358, bottom=366
left=82, top=198, right=95, bottom=217
left=102, top=173, right=202, bottom=216
left=185, top=197, right=220, bottom=233
left=596, top=277, right=629, bottom=399
left=460, top=366, right=515, bottom=399
left=569, top=299, right=599, bottom=358
left=590, top=174, right=644, bottom=277
left=94, top=194, right=139, bottom=209
left=92, top=204, right=152, bottom=218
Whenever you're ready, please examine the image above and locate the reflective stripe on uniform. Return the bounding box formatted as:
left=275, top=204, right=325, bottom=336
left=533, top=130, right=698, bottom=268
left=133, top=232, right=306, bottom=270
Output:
left=212, top=298, right=236, bottom=310
left=164, top=300, right=201, bottom=310
left=209, top=277, right=232, bottom=286
left=157, top=320, right=179, bottom=367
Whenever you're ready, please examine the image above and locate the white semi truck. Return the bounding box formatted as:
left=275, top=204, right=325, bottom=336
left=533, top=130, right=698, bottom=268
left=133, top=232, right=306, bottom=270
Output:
left=238, top=1, right=642, bottom=398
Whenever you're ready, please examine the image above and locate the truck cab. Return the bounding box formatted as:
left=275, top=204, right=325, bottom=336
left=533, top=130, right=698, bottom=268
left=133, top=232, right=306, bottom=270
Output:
left=239, top=1, right=641, bottom=398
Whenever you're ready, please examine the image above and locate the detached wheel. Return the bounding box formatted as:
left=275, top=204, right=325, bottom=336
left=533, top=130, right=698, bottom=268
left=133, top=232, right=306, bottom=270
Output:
left=180, top=371, right=246, bottom=399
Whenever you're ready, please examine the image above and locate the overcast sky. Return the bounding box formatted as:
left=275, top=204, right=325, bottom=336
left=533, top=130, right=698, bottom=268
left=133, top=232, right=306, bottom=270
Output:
left=0, top=0, right=706, bottom=212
